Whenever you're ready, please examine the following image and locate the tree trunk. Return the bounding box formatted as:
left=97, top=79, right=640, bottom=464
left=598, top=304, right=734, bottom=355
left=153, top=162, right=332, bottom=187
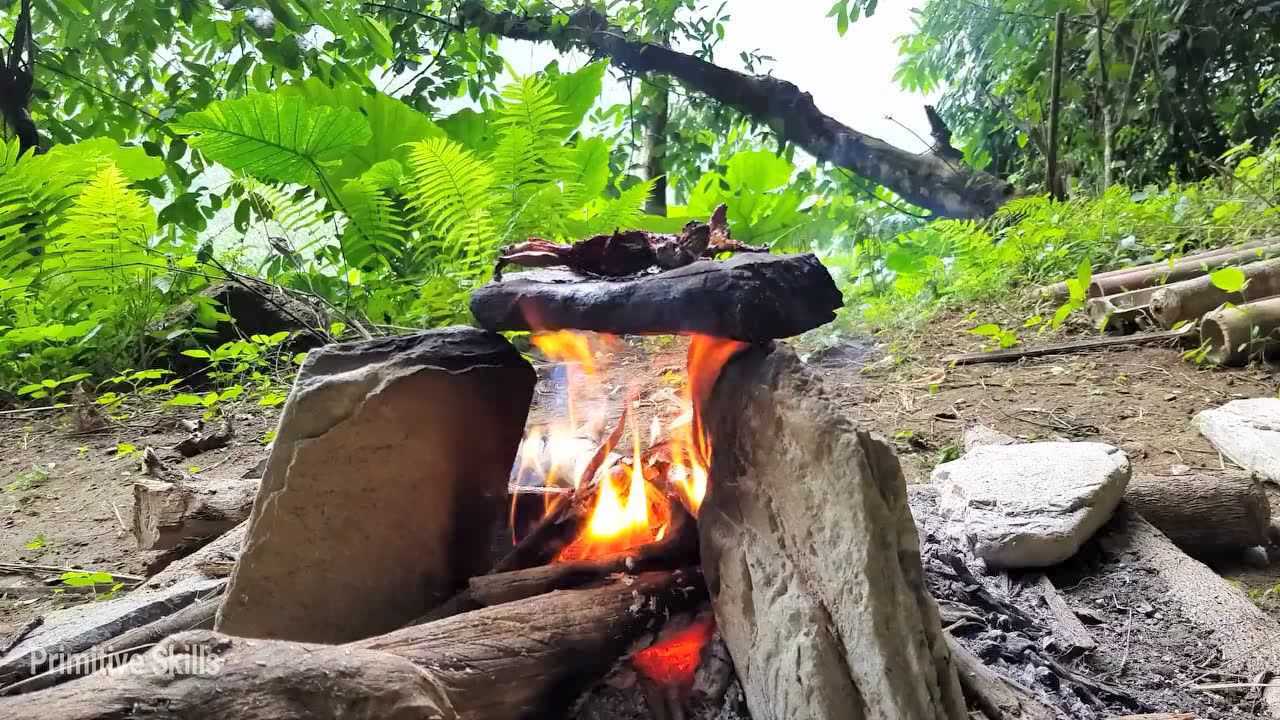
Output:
left=699, top=343, right=967, bottom=720
left=643, top=81, right=669, bottom=216
left=132, top=477, right=258, bottom=550
left=451, top=2, right=1012, bottom=220
left=0, top=572, right=705, bottom=720
left=1125, top=472, right=1272, bottom=553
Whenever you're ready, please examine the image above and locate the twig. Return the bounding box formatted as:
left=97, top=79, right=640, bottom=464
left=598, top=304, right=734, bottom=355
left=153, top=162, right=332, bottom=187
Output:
left=0, top=404, right=70, bottom=416
left=108, top=502, right=128, bottom=538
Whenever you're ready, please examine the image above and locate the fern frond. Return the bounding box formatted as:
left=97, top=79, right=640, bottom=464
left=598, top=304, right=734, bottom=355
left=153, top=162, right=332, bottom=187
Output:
left=339, top=177, right=408, bottom=269
left=494, top=76, right=570, bottom=140
left=576, top=180, right=653, bottom=236
left=404, top=137, right=496, bottom=261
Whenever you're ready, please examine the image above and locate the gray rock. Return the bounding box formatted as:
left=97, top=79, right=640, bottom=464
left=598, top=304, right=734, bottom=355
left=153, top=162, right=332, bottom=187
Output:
left=933, top=442, right=1131, bottom=568
left=962, top=424, right=1016, bottom=452
left=216, top=327, right=535, bottom=643
left=1195, top=398, right=1280, bottom=482
left=469, top=253, right=843, bottom=341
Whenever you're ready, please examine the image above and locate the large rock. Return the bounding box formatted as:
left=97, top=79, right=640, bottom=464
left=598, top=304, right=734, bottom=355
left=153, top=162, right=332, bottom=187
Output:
left=933, top=442, right=1131, bottom=568
left=469, top=253, right=843, bottom=341
left=700, top=345, right=967, bottom=720
left=1195, top=398, right=1280, bottom=482
left=216, top=327, right=535, bottom=643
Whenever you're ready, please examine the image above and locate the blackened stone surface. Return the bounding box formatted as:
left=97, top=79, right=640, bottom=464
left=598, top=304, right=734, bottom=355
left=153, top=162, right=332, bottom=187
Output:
left=469, top=253, right=843, bottom=341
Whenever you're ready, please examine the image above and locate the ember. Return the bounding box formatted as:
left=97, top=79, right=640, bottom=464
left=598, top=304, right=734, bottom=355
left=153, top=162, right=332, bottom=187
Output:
left=631, top=615, right=717, bottom=690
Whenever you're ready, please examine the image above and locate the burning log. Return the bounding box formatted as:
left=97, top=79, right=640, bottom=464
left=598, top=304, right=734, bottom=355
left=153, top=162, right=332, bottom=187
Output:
left=699, top=344, right=967, bottom=720
left=1, top=571, right=708, bottom=720
left=216, top=328, right=535, bottom=643
left=470, top=252, right=843, bottom=342
left=1125, top=472, right=1272, bottom=554
left=131, top=476, right=258, bottom=550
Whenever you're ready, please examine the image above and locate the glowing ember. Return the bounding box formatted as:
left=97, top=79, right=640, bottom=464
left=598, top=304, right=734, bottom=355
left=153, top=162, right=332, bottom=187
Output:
left=513, top=332, right=746, bottom=562
left=631, top=615, right=716, bottom=689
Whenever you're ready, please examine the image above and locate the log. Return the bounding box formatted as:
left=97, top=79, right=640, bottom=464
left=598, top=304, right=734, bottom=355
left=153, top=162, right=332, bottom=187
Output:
left=699, top=344, right=967, bottom=720
left=469, top=253, right=843, bottom=342
left=1200, top=295, right=1280, bottom=366
left=1037, top=238, right=1280, bottom=301
left=1088, top=241, right=1280, bottom=298
left=173, top=418, right=233, bottom=458
left=945, top=635, right=1056, bottom=720
left=0, top=571, right=707, bottom=720
left=217, top=328, right=535, bottom=643
left=1149, top=258, right=1280, bottom=328
left=1098, top=508, right=1280, bottom=681
left=1124, top=472, right=1271, bottom=554
left=0, top=523, right=244, bottom=689
left=1, top=591, right=223, bottom=695
left=131, top=477, right=258, bottom=550
left=1032, top=575, right=1097, bottom=658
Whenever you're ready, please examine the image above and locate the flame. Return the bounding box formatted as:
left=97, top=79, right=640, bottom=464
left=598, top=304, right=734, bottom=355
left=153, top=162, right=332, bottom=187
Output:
left=514, top=332, right=746, bottom=562
left=631, top=615, right=716, bottom=689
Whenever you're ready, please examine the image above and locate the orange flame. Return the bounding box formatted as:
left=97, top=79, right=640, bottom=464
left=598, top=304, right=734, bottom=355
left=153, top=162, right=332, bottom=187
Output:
left=631, top=615, right=716, bottom=689
left=516, top=332, right=747, bottom=562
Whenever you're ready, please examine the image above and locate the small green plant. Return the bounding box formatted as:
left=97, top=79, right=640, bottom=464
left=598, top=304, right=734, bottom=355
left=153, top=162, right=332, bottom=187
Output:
left=170, top=332, right=293, bottom=417
left=115, top=443, right=139, bottom=459
left=5, top=466, right=50, bottom=493
left=59, top=570, right=125, bottom=600
left=24, top=533, right=47, bottom=550
left=969, top=323, right=1019, bottom=349
left=16, top=372, right=90, bottom=401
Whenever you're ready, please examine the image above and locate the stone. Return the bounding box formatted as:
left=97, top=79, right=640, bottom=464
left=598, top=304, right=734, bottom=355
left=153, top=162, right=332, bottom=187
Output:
left=469, top=253, right=843, bottom=341
left=1195, top=398, right=1280, bottom=482
left=932, top=442, right=1131, bottom=568
left=699, top=344, right=967, bottom=720
left=962, top=424, right=1016, bottom=451
left=216, top=327, right=535, bottom=643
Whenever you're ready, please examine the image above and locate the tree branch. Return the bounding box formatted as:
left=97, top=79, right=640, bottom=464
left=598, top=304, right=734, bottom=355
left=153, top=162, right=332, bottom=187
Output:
left=403, top=1, right=1015, bottom=219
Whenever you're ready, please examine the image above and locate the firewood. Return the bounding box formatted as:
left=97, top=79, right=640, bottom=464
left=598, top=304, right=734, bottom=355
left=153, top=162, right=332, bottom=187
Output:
left=1089, top=241, right=1280, bottom=298
left=0, top=590, right=223, bottom=696
left=1124, top=472, right=1271, bottom=554
left=131, top=477, right=258, bottom=550
left=945, top=635, right=1056, bottom=720
left=1032, top=574, right=1097, bottom=658
left=1099, top=507, right=1280, bottom=682
left=1149, top=259, right=1280, bottom=328
left=173, top=418, right=234, bottom=457
left=0, top=571, right=707, bottom=720
left=1038, top=239, right=1280, bottom=301
left=1200, top=295, right=1280, bottom=366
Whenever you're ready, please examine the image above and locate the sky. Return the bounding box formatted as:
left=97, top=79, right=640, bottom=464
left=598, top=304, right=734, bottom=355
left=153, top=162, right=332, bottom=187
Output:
left=500, top=0, right=938, bottom=153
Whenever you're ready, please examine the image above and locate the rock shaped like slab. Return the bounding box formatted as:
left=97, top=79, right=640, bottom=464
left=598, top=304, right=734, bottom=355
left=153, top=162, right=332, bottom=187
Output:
left=469, top=253, right=843, bottom=341
left=217, top=327, right=534, bottom=643
left=1195, top=398, right=1280, bottom=482
left=933, top=442, right=1131, bottom=568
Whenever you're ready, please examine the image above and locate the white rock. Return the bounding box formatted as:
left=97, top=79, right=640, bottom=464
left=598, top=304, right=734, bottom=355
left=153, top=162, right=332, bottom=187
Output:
left=933, top=442, right=1131, bottom=568
left=1195, top=398, right=1280, bottom=482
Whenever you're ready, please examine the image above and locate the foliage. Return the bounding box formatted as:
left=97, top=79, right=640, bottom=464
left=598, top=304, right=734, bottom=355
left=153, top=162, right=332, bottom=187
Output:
left=896, top=0, right=1280, bottom=190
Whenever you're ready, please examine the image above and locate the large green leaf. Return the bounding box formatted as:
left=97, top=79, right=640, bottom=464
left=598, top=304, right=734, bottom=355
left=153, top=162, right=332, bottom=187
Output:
left=43, top=138, right=166, bottom=181
left=552, top=61, right=606, bottom=135
left=439, top=108, right=497, bottom=154
left=170, top=93, right=371, bottom=186
left=278, top=80, right=443, bottom=181
left=725, top=150, right=794, bottom=193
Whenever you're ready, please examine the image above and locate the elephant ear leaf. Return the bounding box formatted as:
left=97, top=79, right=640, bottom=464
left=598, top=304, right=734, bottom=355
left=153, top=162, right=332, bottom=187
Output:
left=171, top=92, right=371, bottom=187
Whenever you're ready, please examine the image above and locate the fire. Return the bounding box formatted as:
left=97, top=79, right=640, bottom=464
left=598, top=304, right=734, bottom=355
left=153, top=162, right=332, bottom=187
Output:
left=512, top=332, right=746, bottom=562
left=631, top=615, right=716, bottom=689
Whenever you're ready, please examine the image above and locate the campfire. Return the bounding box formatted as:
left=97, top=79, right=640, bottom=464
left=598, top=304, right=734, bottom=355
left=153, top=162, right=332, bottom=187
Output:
left=0, top=213, right=969, bottom=720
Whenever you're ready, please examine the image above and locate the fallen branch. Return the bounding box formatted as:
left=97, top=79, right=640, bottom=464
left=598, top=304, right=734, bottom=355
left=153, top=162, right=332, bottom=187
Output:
left=385, top=1, right=1013, bottom=220
left=944, top=327, right=1192, bottom=365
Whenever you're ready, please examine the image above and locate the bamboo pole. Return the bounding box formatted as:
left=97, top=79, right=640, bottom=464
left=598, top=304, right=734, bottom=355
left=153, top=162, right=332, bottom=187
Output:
left=1046, top=12, right=1067, bottom=201
left=1148, top=258, right=1280, bottom=328
left=1199, top=296, right=1280, bottom=366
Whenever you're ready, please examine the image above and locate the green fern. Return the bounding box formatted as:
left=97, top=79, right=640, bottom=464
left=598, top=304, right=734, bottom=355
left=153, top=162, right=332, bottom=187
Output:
left=404, top=137, right=496, bottom=264
left=43, top=165, right=158, bottom=291
left=339, top=177, right=408, bottom=269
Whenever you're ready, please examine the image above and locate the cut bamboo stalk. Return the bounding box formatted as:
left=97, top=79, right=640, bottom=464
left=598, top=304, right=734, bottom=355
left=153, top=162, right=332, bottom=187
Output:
left=1089, top=242, right=1280, bottom=298
left=1148, top=259, right=1280, bottom=328
left=1200, top=296, right=1280, bottom=366
left=1086, top=285, right=1159, bottom=334
left=1038, top=239, right=1279, bottom=301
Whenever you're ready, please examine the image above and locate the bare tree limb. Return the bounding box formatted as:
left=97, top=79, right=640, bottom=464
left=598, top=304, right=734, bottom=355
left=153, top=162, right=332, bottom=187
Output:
left=388, top=1, right=1015, bottom=219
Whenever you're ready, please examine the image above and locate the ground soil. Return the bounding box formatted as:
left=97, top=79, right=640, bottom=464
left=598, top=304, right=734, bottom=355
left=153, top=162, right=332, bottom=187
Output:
left=0, top=403, right=278, bottom=638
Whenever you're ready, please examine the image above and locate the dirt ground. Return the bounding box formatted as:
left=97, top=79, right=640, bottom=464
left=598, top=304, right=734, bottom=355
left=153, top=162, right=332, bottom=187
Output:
left=0, top=404, right=278, bottom=637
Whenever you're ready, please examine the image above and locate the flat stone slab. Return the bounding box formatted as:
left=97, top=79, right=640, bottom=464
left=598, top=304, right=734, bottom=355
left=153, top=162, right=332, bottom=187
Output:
left=1195, top=398, right=1280, bottom=482
left=469, top=252, right=843, bottom=341
left=932, top=442, right=1131, bottom=569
